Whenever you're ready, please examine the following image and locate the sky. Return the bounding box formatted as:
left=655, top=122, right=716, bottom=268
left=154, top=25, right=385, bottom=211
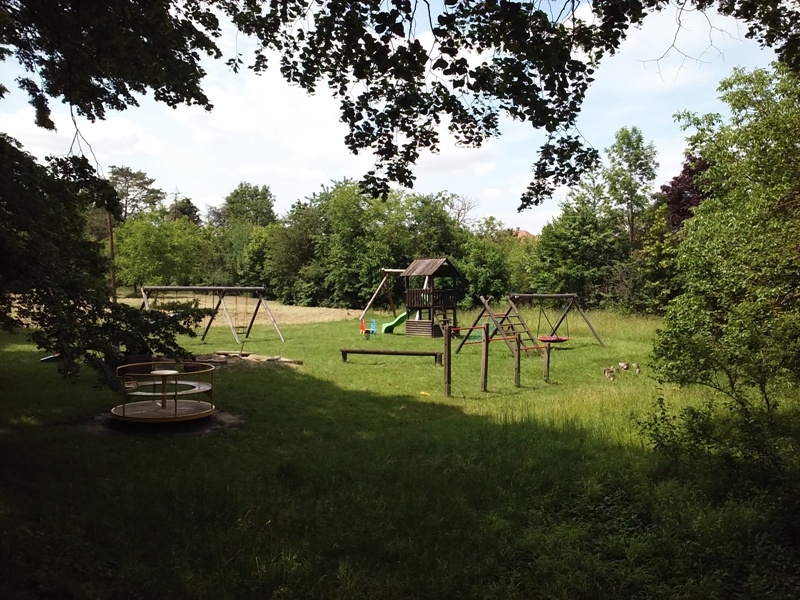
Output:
left=0, top=4, right=777, bottom=234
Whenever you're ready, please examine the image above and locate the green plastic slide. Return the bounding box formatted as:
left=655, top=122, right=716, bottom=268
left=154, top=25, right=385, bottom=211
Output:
left=381, top=312, right=407, bottom=334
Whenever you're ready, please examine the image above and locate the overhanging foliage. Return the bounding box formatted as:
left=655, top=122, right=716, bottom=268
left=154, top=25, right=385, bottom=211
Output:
left=2, top=0, right=799, bottom=205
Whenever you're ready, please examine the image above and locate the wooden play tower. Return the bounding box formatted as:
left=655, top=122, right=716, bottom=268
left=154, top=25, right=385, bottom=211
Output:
left=402, top=257, right=461, bottom=338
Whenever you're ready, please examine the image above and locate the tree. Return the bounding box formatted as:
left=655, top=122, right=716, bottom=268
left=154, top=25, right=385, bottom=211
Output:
left=506, top=234, right=540, bottom=294
left=314, top=181, right=374, bottom=308
left=406, top=193, right=467, bottom=259
left=633, top=198, right=679, bottom=313
left=0, top=135, right=200, bottom=382
left=614, top=155, right=710, bottom=314
left=107, top=166, right=166, bottom=221
left=603, top=126, right=659, bottom=246
left=202, top=183, right=278, bottom=285
left=214, top=182, right=277, bottom=227
left=652, top=64, right=800, bottom=476
left=443, top=194, right=479, bottom=229
left=115, top=209, right=208, bottom=288
left=457, top=219, right=513, bottom=306
left=102, top=165, right=167, bottom=299
left=239, top=225, right=272, bottom=288
left=263, top=201, right=327, bottom=305
left=3, top=1, right=799, bottom=206
left=167, top=193, right=202, bottom=225
left=1, top=134, right=114, bottom=328
left=660, top=154, right=710, bottom=231
left=529, top=172, right=626, bottom=306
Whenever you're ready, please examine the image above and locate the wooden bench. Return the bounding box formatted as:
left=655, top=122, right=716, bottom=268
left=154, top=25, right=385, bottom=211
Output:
left=340, top=348, right=443, bottom=366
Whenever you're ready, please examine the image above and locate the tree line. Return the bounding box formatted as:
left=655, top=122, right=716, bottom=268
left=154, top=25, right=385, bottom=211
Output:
left=105, top=123, right=693, bottom=315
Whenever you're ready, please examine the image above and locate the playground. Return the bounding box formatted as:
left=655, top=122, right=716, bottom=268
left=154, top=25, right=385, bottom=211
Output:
left=2, top=308, right=797, bottom=598
left=122, top=285, right=614, bottom=407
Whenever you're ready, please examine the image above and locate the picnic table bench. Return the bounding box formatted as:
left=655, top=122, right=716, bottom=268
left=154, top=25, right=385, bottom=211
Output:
left=340, top=348, right=443, bottom=366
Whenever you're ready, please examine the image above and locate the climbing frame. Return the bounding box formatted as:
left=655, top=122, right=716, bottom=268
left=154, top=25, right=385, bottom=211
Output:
left=456, top=296, right=540, bottom=356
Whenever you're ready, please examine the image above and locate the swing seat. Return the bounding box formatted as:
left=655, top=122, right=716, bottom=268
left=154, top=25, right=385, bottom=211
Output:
left=537, top=335, right=569, bottom=343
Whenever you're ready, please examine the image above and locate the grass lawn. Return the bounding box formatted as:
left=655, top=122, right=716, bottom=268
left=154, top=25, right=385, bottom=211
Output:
left=1, top=309, right=798, bottom=599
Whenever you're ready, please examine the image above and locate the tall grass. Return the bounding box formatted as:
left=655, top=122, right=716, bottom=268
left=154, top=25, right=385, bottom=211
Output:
left=0, top=311, right=797, bottom=599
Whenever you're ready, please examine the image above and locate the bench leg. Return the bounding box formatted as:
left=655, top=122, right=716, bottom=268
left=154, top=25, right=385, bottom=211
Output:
left=341, top=352, right=348, bottom=362
left=435, top=354, right=442, bottom=366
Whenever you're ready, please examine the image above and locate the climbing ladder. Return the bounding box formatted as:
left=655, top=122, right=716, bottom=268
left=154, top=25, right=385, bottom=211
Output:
left=432, top=304, right=452, bottom=333
left=456, top=296, right=540, bottom=356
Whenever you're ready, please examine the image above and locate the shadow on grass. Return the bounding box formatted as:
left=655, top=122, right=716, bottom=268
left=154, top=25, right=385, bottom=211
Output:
left=1, top=339, right=799, bottom=599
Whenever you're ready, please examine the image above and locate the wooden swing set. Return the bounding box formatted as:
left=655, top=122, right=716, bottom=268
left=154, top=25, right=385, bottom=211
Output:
left=140, top=286, right=285, bottom=344
left=359, top=268, right=405, bottom=321
left=510, top=293, right=604, bottom=347
left=456, top=293, right=604, bottom=355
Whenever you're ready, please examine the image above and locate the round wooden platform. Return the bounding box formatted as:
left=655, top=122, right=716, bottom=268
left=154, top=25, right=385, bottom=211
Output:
left=110, top=399, right=215, bottom=423
left=113, top=360, right=216, bottom=424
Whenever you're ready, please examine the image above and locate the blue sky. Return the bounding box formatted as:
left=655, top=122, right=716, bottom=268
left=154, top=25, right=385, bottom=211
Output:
left=0, top=4, right=776, bottom=234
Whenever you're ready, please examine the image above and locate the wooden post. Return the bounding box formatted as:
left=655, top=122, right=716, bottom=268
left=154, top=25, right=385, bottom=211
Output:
left=107, top=209, right=117, bottom=303
left=443, top=324, right=452, bottom=397
left=359, top=272, right=390, bottom=321
left=480, top=322, right=489, bottom=392
left=514, top=333, right=521, bottom=387
left=141, top=287, right=151, bottom=310
left=543, top=343, right=551, bottom=382
left=573, top=302, right=606, bottom=347
left=385, top=280, right=397, bottom=316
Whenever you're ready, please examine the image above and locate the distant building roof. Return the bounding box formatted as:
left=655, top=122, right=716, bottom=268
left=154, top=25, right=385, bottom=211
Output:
left=513, top=227, right=535, bottom=239
left=401, top=257, right=461, bottom=278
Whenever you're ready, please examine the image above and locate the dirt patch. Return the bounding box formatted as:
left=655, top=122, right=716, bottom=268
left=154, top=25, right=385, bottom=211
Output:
left=194, top=353, right=303, bottom=367
left=74, top=410, right=244, bottom=437
left=266, top=304, right=355, bottom=325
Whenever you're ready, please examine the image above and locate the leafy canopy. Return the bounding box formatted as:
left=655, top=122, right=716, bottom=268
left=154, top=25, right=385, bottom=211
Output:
left=209, top=182, right=277, bottom=228
left=3, top=0, right=799, bottom=206
left=0, top=135, right=202, bottom=383
left=652, top=64, right=800, bottom=473
left=660, top=154, right=709, bottom=230
left=603, top=126, right=659, bottom=246
left=529, top=172, right=626, bottom=306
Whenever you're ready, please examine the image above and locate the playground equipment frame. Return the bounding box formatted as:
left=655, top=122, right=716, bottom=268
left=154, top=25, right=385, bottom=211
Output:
left=359, top=268, right=405, bottom=321
left=443, top=323, right=552, bottom=397
left=508, top=293, right=605, bottom=347
left=141, top=286, right=285, bottom=344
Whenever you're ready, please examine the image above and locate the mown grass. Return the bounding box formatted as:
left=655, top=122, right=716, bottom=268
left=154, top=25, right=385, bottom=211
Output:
left=1, top=310, right=798, bottom=599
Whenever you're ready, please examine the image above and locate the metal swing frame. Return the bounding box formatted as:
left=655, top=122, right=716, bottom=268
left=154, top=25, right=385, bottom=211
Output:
left=141, top=286, right=285, bottom=344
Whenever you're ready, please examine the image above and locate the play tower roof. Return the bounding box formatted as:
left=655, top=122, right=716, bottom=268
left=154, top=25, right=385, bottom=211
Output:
left=401, top=257, right=461, bottom=279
